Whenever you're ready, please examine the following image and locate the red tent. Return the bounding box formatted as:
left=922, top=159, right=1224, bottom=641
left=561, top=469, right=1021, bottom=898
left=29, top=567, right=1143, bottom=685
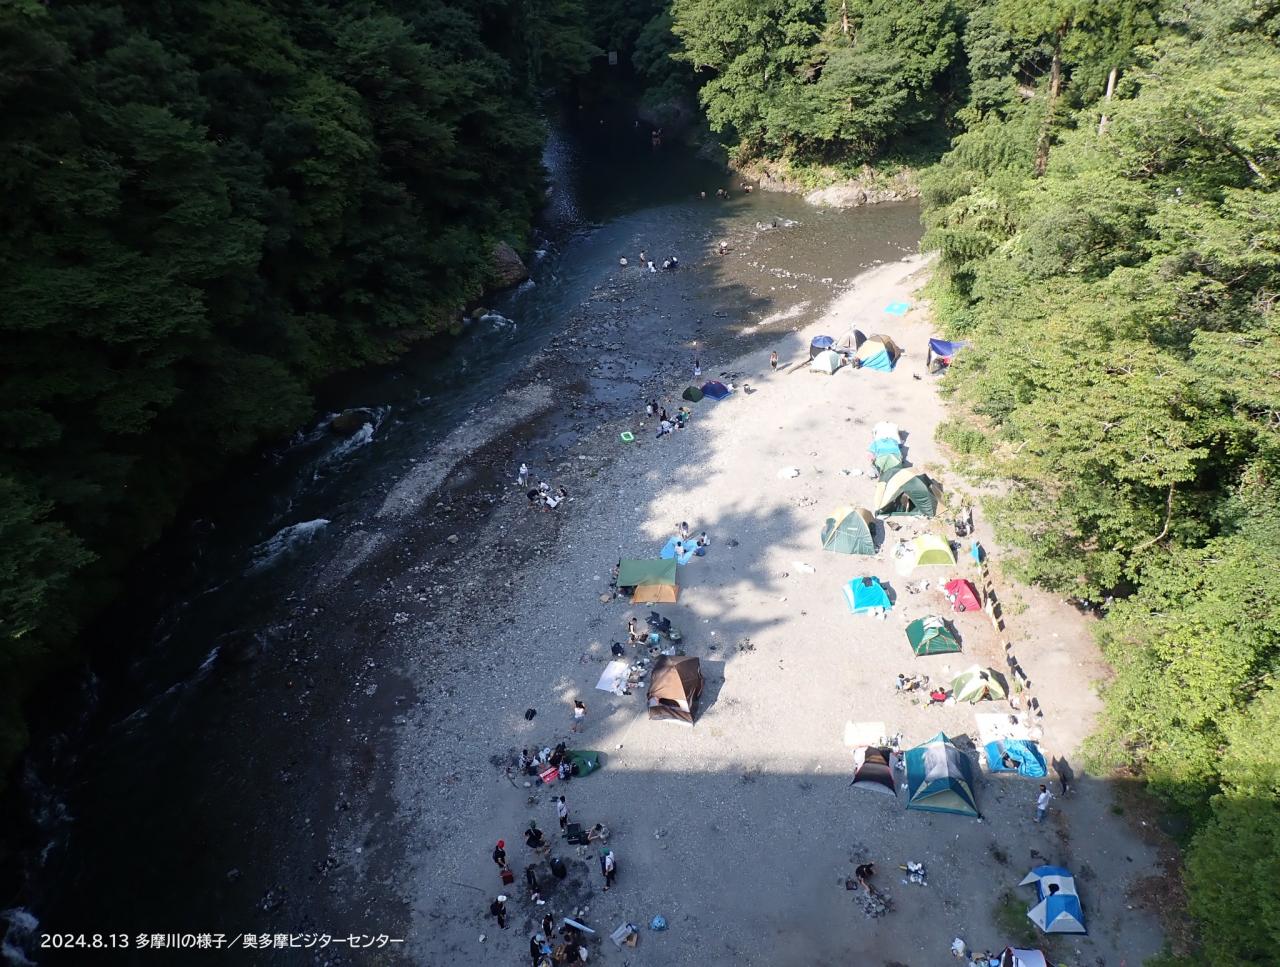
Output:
left=944, top=578, right=982, bottom=613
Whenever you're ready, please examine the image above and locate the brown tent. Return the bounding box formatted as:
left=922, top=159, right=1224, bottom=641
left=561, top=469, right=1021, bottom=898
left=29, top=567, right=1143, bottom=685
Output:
left=647, top=655, right=703, bottom=725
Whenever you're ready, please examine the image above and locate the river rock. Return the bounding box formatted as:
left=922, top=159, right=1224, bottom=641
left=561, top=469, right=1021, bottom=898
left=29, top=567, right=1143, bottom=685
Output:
left=330, top=409, right=373, bottom=435
left=490, top=241, right=529, bottom=289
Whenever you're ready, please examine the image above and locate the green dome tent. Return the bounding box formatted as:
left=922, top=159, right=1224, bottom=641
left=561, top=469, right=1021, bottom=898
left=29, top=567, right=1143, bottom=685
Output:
left=820, top=506, right=876, bottom=555
left=682, top=385, right=704, bottom=402
left=951, top=666, right=1007, bottom=703
left=905, top=732, right=980, bottom=817
left=874, top=470, right=942, bottom=517
left=905, top=616, right=961, bottom=656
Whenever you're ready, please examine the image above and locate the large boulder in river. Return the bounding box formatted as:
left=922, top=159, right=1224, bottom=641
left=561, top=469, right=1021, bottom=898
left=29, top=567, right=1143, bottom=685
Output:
left=330, top=409, right=373, bottom=435
left=490, top=241, right=529, bottom=289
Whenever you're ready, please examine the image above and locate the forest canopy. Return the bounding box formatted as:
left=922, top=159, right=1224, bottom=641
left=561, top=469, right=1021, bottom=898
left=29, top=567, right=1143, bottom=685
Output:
left=0, top=0, right=594, bottom=772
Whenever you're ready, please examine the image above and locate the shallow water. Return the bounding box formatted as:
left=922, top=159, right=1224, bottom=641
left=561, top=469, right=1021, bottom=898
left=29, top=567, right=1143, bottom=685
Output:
left=5, top=118, right=922, bottom=963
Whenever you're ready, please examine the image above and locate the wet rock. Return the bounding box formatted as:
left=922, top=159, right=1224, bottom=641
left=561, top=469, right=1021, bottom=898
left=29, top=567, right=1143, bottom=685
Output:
left=490, top=241, right=529, bottom=289
left=330, top=409, right=373, bottom=435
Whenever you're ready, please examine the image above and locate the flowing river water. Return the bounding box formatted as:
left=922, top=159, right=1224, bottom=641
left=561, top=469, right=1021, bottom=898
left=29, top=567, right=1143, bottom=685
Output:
left=3, top=118, right=922, bottom=965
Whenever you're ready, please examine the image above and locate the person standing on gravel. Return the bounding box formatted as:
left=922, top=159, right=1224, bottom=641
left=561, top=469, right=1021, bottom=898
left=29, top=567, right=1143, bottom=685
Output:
left=493, top=840, right=508, bottom=869
left=602, top=850, right=617, bottom=891
left=490, top=895, right=508, bottom=929
left=572, top=699, right=587, bottom=732
left=518, top=463, right=529, bottom=487
left=557, top=795, right=569, bottom=832
left=1035, top=785, right=1053, bottom=823
left=770, top=350, right=779, bottom=372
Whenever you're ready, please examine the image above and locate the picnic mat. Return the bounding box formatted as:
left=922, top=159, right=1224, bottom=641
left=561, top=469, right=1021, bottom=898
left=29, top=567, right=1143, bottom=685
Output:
left=843, top=720, right=887, bottom=747
left=975, top=711, right=1029, bottom=746
left=595, top=660, right=630, bottom=695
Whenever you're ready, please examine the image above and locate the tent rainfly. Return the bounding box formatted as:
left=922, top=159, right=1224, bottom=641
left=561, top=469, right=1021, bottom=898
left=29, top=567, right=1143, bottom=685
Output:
left=904, top=732, right=979, bottom=817
left=647, top=655, right=703, bottom=725
left=905, top=616, right=961, bottom=656
left=855, top=334, right=902, bottom=372
left=821, top=507, right=876, bottom=555
left=616, top=559, right=679, bottom=603
left=951, top=665, right=1007, bottom=703
left=944, top=578, right=982, bottom=613
left=874, top=470, right=942, bottom=517
left=1021, top=867, right=1087, bottom=934
left=681, top=385, right=704, bottom=402
left=906, top=535, right=956, bottom=568
left=810, top=349, right=843, bottom=374
left=850, top=746, right=896, bottom=796
left=843, top=576, right=892, bottom=614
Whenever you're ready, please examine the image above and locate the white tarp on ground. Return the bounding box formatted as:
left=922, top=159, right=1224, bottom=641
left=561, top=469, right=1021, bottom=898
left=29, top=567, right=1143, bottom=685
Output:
left=843, top=720, right=887, bottom=747
left=871, top=421, right=901, bottom=442
left=596, top=660, right=631, bottom=695
left=975, top=711, right=1030, bottom=746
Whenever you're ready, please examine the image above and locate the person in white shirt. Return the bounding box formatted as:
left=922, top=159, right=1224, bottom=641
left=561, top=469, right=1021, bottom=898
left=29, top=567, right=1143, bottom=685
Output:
left=1035, top=784, right=1053, bottom=823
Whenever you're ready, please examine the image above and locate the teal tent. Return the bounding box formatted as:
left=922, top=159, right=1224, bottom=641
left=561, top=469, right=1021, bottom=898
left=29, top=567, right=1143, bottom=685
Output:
left=821, top=507, right=876, bottom=555
left=905, top=732, right=979, bottom=817
left=843, top=576, right=892, bottom=614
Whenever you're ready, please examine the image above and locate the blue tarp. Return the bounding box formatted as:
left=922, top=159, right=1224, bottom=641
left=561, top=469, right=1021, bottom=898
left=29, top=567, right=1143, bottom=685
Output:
left=868, top=437, right=902, bottom=457
left=700, top=380, right=730, bottom=400
left=811, top=335, right=835, bottom=350
left=984, top=740, right=1047, bottom=778
left=860, top=350, right=893, bottom=372
left=928, top=338, right=968, bottom=358
left=660, top=536, right=696, bottom=565
left=885, top=301, right=910, bottom=316
left=843, top=576, right=892, bottom=614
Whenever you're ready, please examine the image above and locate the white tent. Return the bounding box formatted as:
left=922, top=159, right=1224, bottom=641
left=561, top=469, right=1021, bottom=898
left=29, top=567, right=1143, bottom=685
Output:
left=1000, top=948, right=1048, bottom=967
left=810, top=349, right=843, bottom=374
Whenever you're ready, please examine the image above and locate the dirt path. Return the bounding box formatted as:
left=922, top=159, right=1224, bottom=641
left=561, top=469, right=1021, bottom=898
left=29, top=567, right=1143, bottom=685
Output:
left=388, top=256, right=1165, bottom=966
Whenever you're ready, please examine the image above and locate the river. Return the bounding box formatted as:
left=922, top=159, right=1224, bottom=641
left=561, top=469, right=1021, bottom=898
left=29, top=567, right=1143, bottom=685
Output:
left=3, top=118, right=922, bottom=965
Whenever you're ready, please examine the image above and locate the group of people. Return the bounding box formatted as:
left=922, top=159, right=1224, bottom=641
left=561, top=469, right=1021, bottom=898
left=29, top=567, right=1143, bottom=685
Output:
left=518, top=466, right=570, bottom=512
left=619, top=248, right=679, bottom=274
left=646, top=398, right=692, bottom=438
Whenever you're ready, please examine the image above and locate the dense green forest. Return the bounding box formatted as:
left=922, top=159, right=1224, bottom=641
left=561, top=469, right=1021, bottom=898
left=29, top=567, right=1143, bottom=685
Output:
left=0, top=0, right=594, bottom=774
left=916, top=1, right=1279, bottom=963
left=2, top=0, right=1277, bottom=959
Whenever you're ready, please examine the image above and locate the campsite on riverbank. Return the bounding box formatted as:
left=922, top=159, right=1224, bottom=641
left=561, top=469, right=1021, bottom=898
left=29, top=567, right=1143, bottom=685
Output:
left=390, top=255, right=1169, bottom=965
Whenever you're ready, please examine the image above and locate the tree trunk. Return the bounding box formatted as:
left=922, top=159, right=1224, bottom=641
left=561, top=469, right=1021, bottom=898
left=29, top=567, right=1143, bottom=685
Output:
left=1034, top=29, right=1066, bottom=176
left=1098, top=66, right=1118, bottom=135
left=840, top=0, right=850, bottom=38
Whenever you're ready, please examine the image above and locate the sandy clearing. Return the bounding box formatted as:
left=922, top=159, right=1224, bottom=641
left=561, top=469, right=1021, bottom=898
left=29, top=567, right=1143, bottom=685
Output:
left=390, top=255, right=1165, bottom=967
